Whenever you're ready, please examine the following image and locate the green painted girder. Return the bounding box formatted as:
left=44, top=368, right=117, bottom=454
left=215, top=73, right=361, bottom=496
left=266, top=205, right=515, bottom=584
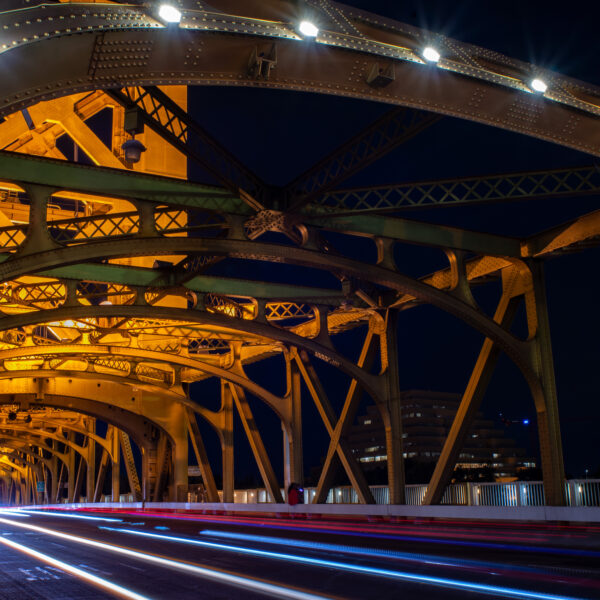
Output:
left=0, top=151, right=251, bottom=214
left=0, top=151, right=518, bottom=256
left=39, top=263, right=344, bottom=301
left=315, top=165, right=600, bottom=213
left=308, top=212, right=520, bottom=257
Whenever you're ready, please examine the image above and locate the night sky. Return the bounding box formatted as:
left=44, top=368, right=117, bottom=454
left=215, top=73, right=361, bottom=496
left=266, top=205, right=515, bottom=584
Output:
left=188, top=0, right=600, bottom=484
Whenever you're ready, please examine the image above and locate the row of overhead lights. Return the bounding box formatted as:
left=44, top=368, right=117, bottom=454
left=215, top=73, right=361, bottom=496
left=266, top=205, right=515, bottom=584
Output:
left=420, top=44, right=548, bottom=93
left=302, top=20, right=549, bottom=95
left=156, top=6, right=549, bottom=95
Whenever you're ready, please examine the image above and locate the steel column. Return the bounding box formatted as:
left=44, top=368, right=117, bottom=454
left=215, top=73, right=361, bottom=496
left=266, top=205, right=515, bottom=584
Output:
left=527, top=261, right=567, bottom=506
left=220, top=381, right=235, bottom=503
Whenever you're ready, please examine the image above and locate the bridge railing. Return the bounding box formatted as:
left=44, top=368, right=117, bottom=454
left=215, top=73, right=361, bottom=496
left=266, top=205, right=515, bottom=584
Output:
left=91, top=479, right=600, bottom=507
left=214, top=479, right=600, bottom=507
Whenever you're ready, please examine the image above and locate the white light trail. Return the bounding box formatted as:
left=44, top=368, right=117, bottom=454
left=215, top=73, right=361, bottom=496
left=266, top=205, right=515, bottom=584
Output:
left=0, top=535, right=150, bottom=600
left=0, top=517, right=330, bottom=600
left=0, top=509, right=29, bottom=517
left=17, top=510, right=122, bottom=522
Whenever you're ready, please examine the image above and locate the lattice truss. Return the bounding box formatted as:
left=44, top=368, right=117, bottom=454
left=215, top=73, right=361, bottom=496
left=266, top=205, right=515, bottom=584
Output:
left=0, top=0, right=599, bottom=507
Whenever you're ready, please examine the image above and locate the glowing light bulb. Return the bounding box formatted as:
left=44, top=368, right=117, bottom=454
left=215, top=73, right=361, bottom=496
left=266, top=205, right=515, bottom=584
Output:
left=422, top=47, right=440, bottom=63
left=158, top=4, right=182, bottom=24
left=531, top=78, right=547, bottom=93
left=299, top=21, right=319, bottom=37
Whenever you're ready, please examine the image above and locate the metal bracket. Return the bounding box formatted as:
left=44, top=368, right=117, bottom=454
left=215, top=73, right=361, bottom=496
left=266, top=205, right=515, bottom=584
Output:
left=248, top=44, right=277, bottom=80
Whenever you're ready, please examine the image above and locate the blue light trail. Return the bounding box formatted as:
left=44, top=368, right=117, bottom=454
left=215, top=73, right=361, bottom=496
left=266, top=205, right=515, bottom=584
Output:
left=100, top=526, right=585, bottom=600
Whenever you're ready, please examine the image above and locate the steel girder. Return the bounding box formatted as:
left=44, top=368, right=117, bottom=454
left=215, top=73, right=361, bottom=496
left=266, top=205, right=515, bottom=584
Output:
left=106, top=86, right=270, bottom=204
left=0, top=2, right=599, bottom=155
left=315, top=166, right=600, bottom=214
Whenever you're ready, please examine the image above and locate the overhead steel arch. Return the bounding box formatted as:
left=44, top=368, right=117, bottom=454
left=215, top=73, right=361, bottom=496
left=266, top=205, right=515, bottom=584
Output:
left=0, top=415, right=114, bottom=458
left=0, top=391, right=161, bottom=456
left=0, top=2, right=599, bottom=155
left=0, top=251, right=539, bottom=397
left=0, top=344, right=293, bottom=423
left=0, top=436, right=66, bottom=469
left=0, top=425, right=89, bottom=463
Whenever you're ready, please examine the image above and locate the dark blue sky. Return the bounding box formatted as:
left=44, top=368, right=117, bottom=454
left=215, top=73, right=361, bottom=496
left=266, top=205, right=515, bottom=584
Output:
left=188, top=0, right=600, bottom=482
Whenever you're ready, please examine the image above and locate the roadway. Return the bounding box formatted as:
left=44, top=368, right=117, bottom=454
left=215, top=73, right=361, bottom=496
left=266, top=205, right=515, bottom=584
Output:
left=0, top=507, right=598, bottom=600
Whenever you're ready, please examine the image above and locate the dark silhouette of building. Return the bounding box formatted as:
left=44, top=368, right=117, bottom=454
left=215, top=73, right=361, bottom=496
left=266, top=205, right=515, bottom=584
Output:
left=349, top=390, right=536, bottom=482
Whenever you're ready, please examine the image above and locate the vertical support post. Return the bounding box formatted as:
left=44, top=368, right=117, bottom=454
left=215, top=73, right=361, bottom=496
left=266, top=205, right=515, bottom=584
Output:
left=66, top=433, right=76, bottom=503
left=221, top=380, right=234, bottom=503
left=25, top=462, right=32, bottom=505
left=21, top=184, right=58, bottom=254
left=287, top=355, right=304, bottom=488
left=142, top=435, right=159, bottom=502
left=50, top=452, right=58, bottom=503
left=86, top=419, right=96, bottom=503
left=381, top=310, right=405, bottom=504
left=111, top=426, right=120, bottom=502
left=168, top=403, right=189, bottom=502
left=528, top=260, right=566, bottom=506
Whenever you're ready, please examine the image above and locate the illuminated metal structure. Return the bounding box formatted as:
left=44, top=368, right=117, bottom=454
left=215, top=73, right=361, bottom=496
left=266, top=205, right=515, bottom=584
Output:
left=0, top=0, right=598, bottom=508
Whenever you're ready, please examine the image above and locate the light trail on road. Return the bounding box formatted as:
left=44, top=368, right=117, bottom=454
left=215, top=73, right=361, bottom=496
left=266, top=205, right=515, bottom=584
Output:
left=0, top=516, right=333, bottom=600
left=198, top=528, right=600, bottom=591
left=94, top=509, right=600, bottom=556
left=98, top=525, right=586, bottom=600
left=15, top=509, right=123, bottom=523
left=0, top=534, right=151, bottom=600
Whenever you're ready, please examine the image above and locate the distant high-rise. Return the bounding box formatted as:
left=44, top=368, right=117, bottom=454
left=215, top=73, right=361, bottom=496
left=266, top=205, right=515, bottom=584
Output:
left=349, top=390, right=536, bottom=481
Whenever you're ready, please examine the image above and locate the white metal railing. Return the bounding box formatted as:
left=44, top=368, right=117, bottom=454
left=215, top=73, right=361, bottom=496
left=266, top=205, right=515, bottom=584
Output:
left=93, top=479, right=600, bottom=507
left=225, top=479, right=600, bottom=507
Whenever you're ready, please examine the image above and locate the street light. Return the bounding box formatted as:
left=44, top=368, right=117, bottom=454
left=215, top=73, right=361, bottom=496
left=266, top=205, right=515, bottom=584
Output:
left=122, top=139, right=147, bottom=164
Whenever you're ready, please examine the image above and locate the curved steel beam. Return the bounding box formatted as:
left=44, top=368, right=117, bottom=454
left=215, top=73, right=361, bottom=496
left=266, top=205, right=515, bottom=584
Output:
left=0, top=345, right=291, bottom=423
left=0, top=437, right=64, bottom=470
left=0, top=236, right=535, bottom=392
left=0, top=394, right=158, bottom=456
left=0, top=2, right=598, bottom=155
left=0, top=425, right=89, bottom=462
left=0, top=298, right=538, bottom=411
left=7, top=416, right=112, bottom=457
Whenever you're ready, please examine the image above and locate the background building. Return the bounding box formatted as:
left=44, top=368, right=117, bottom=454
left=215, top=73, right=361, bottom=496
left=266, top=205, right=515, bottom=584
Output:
left=349, top=391, right=536, bottom=483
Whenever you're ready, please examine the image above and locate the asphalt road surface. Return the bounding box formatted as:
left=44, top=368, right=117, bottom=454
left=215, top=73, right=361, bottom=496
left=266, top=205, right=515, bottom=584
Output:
left=0, top=507, right=598, bottom=600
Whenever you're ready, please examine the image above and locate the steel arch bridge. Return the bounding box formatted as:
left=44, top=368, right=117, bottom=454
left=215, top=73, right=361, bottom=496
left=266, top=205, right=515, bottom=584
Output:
left=0, top=0, right=598, bottom=508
